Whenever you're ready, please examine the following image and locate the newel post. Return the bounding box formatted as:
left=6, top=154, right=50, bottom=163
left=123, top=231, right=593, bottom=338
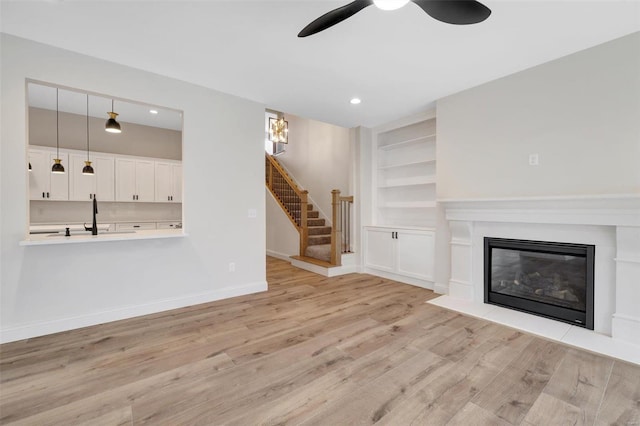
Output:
left=331, top=189, right=342, bottom=266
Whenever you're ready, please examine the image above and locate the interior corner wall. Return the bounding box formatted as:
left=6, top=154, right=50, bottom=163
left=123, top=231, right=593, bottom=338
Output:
left=265, top=188, right=299, bottom=259
left=0, top=34, right=266, bottom=343
left=275, top=114, right=351, bottom=219
left=436, top=32, right=640, bottom=199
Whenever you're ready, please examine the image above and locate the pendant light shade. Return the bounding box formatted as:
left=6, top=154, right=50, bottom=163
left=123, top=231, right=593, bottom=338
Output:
left=105, top=99, right=122, bottom=133
left=51, top=88, right=65, bottom=174
left=82, top=161, right=94, bottom=175
left=83, top=94, right=95, bottom=175
left=52, top=158, right=65, bottom=174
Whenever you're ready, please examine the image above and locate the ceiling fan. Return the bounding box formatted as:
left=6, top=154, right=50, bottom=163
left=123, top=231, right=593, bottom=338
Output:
left=298, top=0, right=491, bottom=37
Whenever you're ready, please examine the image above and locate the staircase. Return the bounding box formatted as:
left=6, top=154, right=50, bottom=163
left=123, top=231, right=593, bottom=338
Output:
left=265, top=154, right=353, bottom=266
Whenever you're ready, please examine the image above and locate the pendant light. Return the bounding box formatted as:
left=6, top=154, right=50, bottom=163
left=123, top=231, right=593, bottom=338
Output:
left=51, top=88, right=65, bottom=174
left=82, top=94, right=94, bottom=175
left=105, top=99, right=121, bottom=133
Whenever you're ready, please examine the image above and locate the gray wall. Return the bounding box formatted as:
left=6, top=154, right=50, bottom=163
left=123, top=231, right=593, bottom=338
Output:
left=437, top=32, right=640, bottom=199
left=29, top=107, right=182, bottom=160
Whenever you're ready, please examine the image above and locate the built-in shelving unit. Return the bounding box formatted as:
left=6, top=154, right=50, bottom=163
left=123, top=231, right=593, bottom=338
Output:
left=375, top=115, right=437, bottom=228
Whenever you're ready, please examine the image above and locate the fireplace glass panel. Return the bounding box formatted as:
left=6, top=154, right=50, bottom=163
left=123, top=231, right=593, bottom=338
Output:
left=490, top=248, right=586, bottom=311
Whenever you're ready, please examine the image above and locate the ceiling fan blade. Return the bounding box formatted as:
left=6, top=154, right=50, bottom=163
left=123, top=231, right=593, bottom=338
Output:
left=298, top=1, right=373, bottom=37
left=413, top=0, right=491, bottom=25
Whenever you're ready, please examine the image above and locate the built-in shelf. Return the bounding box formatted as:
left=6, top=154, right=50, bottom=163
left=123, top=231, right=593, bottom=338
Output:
left=374, top=115, right=437, bottom=228
left=378, top=159, right=436, bottom=170
left=380, top=201, right=437, bottom=209
left=378, top=134, right=436, bottom=151
left=378, top=176, right=436, bottom=188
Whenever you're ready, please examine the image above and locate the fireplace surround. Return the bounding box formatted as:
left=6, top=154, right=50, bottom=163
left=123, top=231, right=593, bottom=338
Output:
left=438, top=195, right=640, bottom=354
left=484, top=237, right=595, bottom=329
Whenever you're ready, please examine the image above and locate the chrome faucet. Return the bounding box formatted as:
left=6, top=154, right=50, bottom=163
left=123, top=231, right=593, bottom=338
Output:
left=84, top=197, right=99, bottom=235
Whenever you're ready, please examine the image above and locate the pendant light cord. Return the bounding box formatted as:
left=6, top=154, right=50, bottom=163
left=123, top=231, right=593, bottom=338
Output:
left=56, top=88, right=60, bottom=159
left=87, top=95, right=90, bottom=160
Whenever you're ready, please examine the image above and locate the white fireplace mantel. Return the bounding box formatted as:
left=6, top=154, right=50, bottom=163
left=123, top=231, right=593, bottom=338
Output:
left=436, top=194, right=640, bottom=361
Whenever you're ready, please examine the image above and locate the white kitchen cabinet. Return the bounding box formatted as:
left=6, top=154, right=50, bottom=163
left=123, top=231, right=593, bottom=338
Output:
left=69, top=154, right=115, bottom=202
left=29, top=148, right=69, bottom=200
left=155, top=162, right=182, bottom=202
left=364, top=226, right=435, bottom=287
left=115, top=158, right=155, bottom=202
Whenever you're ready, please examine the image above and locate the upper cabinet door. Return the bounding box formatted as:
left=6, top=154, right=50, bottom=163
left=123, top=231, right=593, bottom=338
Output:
left=172, top=164, right=183, bottom=203
left=94, top=155, right=115, bottom=202
left=154, top=162, right=173, bottom=202
left=69, top=153, right=96, bottom=201
left=29, top=149, right=50, bottom=200
left=48, top=152, right=69, bottom=200
left=115, top=158, right=137, bottom=201
left=135, top=160, right=155, bottom=202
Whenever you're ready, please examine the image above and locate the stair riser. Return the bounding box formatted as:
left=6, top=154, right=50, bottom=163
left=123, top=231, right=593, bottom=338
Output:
left=308, top=236, right=331, bottom=245
left=308, top=227, right=332, bottom=235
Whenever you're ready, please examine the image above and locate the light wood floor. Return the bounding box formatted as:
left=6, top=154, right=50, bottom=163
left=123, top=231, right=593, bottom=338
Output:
left=1, top=257, right=639, bottom=425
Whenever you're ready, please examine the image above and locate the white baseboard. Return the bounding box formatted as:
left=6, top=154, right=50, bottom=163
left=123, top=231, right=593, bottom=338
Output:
left=0, top=281, right=267, bottom=344
left=612, top=313, right=640, bottom=346
left=266, top=249, right=295, bottom=262
left=434, top=282, right=449, bottom=295
left=364, top=268, right=434, bottom=290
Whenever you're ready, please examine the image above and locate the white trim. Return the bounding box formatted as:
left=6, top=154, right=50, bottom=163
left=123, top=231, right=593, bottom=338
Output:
left=0, top=281, right=267, bottom=344
left=266, top=249, right=294, bottom=262
left=615, top=257, right=640, bottom=264
left=612, top=313, right=640, bottom=346
left=440, top=194, right=640, bottom=227
left=290, top=258, right=358, bottom=277
left=434, top=282, right=449, bottom=295
left=364, top=267, right=433, bottom=290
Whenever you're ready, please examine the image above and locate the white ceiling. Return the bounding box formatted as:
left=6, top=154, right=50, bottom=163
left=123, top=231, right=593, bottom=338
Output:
left=3, top=1, right=640, bottom=129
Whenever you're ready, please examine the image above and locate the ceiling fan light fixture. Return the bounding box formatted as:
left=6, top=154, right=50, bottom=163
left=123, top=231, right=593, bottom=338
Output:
left=373, top=0, right=410, bottom=11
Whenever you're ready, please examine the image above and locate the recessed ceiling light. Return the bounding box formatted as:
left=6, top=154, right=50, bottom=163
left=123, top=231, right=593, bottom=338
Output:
left=149, top=109, right=158, bottom=114
left=350, top=98, right=361, bottom=105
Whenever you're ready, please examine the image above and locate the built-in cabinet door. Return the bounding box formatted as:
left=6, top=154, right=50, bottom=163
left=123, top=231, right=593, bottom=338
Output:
left=135, top=160, right=155, bottom=202
left=69, top=154, right=96, bottom=201
left=29, top=149, right=50, bottom=200
left=155, top=162, right=182, bottom=202
left=94, top=156, right=115, bottom=201
left=48, top=152, right=69, bottom=200
left=115, top=158, right=137, bottom=201
left=155, top=162, right=173, bottom=202
left=395, top=230, right=434, bottom=281
left=172, top=164, right=182, bottom=202
left=364, top=228, right=395, bottom=273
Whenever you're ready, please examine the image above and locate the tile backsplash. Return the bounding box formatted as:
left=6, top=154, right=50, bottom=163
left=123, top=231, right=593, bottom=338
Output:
left=30, top=201, right=181, bottom=224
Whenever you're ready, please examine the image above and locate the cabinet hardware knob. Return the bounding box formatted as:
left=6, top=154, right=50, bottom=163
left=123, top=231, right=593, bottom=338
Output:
left=47, top=192, right=50, bottom=198
left=42, top=192, right=45, bottom=198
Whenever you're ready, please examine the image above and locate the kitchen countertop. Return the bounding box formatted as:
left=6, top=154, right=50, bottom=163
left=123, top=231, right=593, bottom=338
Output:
left=21, top=229, right=185, bottom=246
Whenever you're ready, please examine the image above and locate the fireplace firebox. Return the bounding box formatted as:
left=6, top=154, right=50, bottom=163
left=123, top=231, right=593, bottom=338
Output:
left=484, top=237, right=595, bottom=329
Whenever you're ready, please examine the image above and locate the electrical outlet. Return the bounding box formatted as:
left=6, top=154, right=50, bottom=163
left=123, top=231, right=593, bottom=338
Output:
left=529, top=154, right=539, bottom=166
left=248, top=208, right=257, bottom=218
left=229, top=262, right=236, bottom=272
